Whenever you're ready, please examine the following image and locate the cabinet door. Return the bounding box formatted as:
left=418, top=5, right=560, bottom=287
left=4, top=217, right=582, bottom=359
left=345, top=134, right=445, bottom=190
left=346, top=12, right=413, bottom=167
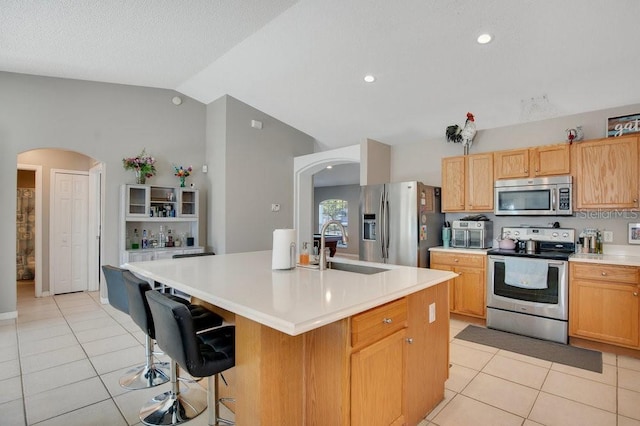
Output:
left=431, top=263, right=456, bottom=312
left=178, top=188, right=198, bottom=217
left=494, top=149, right=529, bottom=179
left=351, top=329, right=406, bottom=426
left=570, top=279, right=639, bottom=348
left=453, top=266, right=486, bottom=318
left=126, top=185, right=149, bottom=217
left=466, top=154, right=494, bottom=211
left=574, top=136, right=639, bottom=209
left=533, top=144, right=570, bottom=177
left=441, top=156, right=466, bottom=212
left=128, top=251, right=154, bottom=262
left=405, top=285, right=449, bottom=425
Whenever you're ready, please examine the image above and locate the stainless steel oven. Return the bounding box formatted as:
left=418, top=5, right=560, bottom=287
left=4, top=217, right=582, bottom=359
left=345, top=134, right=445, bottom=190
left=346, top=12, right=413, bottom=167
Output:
left=486, top=227, right=574, bottom=344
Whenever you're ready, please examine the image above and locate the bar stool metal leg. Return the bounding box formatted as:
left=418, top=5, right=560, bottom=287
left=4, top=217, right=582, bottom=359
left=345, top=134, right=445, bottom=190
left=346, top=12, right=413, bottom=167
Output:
left=119, top=334, right=171, bottom=389
left=139, top=360, right=208, bottom=425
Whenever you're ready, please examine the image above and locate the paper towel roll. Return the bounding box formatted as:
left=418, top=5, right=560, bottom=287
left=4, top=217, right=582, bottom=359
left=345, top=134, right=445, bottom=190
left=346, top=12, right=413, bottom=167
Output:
left=272, top=229, right=297, bottom=270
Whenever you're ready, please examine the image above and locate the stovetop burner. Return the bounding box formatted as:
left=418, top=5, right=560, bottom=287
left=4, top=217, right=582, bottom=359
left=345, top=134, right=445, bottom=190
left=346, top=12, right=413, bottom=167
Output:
left=487, top=248, right=573, bottom=261
left=491, top=226, right=576, bottom=261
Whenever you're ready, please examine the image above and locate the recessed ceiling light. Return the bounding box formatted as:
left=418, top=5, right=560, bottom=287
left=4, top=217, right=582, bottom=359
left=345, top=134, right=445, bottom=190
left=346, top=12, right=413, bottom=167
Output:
left=477, top=33, right=493, bottom=44
left=326, top=165, right=333, bottom=169
left=364, top=75, right=376, bottom=83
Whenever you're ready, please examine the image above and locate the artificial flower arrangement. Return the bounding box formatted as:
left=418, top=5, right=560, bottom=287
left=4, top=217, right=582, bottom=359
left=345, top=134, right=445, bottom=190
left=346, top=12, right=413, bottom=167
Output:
left=174, top=165, right=193, bottom=178
left=174, top=165, right=193, bottom=187
left=122, top=149, right=157, bottom=178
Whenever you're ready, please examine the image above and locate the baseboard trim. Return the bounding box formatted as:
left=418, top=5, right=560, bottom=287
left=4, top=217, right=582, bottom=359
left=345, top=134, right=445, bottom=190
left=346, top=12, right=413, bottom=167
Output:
left=0, top=311, right=18, bottom=320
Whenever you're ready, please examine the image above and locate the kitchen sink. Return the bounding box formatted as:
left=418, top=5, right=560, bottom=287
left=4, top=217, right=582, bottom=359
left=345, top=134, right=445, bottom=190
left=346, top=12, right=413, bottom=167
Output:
left=326, top=262, right=389, bottom=275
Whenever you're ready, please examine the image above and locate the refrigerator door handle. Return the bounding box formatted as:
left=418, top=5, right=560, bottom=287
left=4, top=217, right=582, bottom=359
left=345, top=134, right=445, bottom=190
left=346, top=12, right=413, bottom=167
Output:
left=379, top=191, right=386, bottom=259
left=384, top=194, right=390, bottom=260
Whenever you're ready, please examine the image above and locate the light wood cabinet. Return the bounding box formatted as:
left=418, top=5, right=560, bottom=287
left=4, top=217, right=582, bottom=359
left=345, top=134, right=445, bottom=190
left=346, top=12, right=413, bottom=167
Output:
left=405, top=283, right=449, bottom=426
left=431, top=251, right=486, bottom=318
left=572, top=135, right=639, bottom=209
left=494, top=144, right=570, bottom=180
left=442, top=154, right=493, bottom=212
left=569, top=262, right=640, bottom=348
left=351, top=329, right=407, bottom=426
left=301, top=283, right=450, bottom=426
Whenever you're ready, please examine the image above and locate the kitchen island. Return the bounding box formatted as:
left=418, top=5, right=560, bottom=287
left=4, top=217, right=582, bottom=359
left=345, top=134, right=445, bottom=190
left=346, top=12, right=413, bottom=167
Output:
left=126, top=250, right=456, bottom=425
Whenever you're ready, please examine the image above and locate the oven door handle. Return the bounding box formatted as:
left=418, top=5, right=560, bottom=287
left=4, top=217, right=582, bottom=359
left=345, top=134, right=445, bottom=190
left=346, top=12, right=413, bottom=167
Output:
left=552, top=188, right=557, bottom=212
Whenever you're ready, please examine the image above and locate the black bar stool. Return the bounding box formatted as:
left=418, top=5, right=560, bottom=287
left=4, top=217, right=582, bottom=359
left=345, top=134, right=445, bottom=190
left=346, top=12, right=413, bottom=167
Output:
left=103, top=265, right=171, bottom=389
left=143, top=290, right=235, bottom=426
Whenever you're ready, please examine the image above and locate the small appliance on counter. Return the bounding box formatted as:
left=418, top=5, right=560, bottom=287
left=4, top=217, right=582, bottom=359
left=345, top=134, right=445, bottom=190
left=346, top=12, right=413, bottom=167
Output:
left=451, top=219, right=493, bottom=249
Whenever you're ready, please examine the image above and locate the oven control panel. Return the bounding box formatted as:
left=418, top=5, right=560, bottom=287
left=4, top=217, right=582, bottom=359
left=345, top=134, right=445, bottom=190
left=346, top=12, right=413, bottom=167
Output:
left=501, top=227, right=575, bottom=243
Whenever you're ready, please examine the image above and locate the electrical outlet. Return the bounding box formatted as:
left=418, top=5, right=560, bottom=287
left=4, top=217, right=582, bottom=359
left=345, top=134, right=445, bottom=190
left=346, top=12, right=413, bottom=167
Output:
left=271, top=203, right=280, bottom=212
left=429, top=303, right=436, bottom=323
left=603, top=231, right=613, bottom=243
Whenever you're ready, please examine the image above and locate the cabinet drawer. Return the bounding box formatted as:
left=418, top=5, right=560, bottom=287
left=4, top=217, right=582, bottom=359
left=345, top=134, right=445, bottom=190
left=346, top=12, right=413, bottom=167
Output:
left=352, top=298, right=407, bottom=349
left=430, top=252, right=485, bottom=269
left=571, top=263, right=638, bottom=284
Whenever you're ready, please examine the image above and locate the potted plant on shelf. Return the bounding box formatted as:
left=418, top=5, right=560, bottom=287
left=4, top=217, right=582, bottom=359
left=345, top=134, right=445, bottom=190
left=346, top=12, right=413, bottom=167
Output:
left=174, top=165, right=193, bottom=187
left=123, top=149, right=157, bottom=184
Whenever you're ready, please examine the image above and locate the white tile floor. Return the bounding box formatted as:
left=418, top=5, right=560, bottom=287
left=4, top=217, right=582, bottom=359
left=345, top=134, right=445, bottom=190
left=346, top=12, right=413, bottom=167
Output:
left=1, top=281, right=640, bottom=425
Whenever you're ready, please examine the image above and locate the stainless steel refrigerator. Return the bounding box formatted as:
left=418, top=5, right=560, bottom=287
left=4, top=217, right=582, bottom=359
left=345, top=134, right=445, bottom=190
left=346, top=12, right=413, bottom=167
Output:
left=360, top=181, right=443, bottom=267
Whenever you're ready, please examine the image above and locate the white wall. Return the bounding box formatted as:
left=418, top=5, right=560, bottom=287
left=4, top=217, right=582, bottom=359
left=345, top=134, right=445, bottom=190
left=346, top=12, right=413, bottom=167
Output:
left=207, top=96, right=315, bottom=254
left=0, top=71, right=207, bottom=316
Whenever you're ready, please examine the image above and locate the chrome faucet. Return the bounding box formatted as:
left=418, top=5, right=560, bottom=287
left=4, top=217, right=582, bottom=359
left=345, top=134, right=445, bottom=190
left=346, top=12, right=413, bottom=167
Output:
left=319, top=220, right=348, bottom=270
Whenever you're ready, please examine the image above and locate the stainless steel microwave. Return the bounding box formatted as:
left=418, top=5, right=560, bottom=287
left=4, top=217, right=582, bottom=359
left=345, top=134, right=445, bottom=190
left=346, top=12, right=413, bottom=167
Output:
left=494, top=176, right=572, bottom=216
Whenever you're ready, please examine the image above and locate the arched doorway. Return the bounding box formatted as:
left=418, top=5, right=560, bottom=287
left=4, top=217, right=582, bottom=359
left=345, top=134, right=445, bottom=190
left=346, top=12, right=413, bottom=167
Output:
left=294, top=144, right=360, bottom=251
left=16, top=149, right=105, bottom=298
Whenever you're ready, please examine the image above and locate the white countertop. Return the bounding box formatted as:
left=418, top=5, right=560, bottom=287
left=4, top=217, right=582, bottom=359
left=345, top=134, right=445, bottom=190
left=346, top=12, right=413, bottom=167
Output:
left=569, top=244, right=640, bottom=266
left=125, top=250, right=456, bottom=336
left=430, top=246, right=492, bottom=255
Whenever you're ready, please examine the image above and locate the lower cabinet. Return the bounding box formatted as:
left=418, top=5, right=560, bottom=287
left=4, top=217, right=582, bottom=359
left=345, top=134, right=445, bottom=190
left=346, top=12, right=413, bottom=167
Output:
left=124, top=247, right=204, bottom=263
left=351, top=329, right=407, bottom=426
left=569, top=262, right=640, bottom=348
left=431, top=251, right=486, bottom=318
left=300, top=283, right=450, bottom=426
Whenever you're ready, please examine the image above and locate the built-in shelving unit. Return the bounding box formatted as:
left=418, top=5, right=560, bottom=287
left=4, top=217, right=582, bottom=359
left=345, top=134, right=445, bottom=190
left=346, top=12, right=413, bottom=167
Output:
left=119, top=184, right=203, bottom=265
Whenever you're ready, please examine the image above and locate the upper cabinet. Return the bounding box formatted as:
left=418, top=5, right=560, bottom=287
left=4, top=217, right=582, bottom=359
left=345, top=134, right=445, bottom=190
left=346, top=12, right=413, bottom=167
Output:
left=123, top=185, right=198, bottom=219
left=573, top=135, right=639, bottom=209
left=442, top=153, right=493, bottom=212
left=494, top=143, right=570, bottom=180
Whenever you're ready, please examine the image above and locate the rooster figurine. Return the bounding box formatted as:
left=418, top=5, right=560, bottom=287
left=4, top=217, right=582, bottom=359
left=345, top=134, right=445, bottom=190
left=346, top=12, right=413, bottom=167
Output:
left=446, top=112, right=477, bottom=155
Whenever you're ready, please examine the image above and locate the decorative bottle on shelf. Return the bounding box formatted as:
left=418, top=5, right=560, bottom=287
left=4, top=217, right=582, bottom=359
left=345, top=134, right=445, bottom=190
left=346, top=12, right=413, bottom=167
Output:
left=132, top=229, right=140, bottom=249
left=142, top=229, right=148, bottom=249
left=158, top=225, right=166, bottom=248
left=167, top=229, right=174, bottom=247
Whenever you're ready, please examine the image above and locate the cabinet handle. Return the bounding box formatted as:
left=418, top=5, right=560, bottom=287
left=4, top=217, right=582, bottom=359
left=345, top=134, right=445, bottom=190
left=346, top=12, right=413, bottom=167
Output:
left=634, top=292, right=638, bottom=297
left=382, top=318, right=393, bottom=324
left=601, top=272, right=607, bottom=276
left=406, top=338, right=414, bottom=344
left=454, top=258, right=459, bottom=262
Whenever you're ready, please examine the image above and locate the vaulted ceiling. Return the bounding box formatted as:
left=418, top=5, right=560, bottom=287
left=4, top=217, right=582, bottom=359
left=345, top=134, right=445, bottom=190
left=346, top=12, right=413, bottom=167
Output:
left=2, top=0, right=639, bottom=150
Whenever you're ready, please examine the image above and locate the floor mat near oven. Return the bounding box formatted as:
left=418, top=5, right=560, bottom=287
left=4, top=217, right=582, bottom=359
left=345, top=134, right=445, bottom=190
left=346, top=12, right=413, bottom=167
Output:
left=455, top=325, right=603, bottom=373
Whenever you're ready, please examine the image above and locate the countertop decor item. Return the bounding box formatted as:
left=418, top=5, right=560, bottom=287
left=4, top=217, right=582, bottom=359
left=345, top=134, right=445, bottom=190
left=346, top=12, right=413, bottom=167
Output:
left=123, top=149, right=156, bottom=184
left=446, top=112, right=477, bottom=155
left=173, top=165, right=192, bottom=187
left=607, top=113, right=640, bottom=138
left=173, top=166, right=193, bottom=188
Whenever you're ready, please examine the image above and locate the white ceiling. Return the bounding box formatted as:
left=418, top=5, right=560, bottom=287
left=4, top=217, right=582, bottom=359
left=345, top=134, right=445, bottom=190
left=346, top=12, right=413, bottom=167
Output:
left=2, top=0, right=640, bottom=152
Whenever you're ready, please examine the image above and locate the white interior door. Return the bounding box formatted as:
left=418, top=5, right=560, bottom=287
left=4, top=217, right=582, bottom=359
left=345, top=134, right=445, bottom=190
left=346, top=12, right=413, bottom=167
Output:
left=52, top=170, right=89, bottom=294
